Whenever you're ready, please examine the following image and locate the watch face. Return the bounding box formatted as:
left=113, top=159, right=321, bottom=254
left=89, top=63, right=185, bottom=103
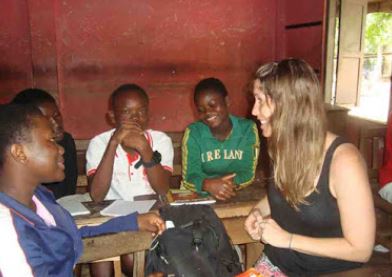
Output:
left=153, top=151, right=162, bottom=163
left=143, top=151, right=162, bottom=168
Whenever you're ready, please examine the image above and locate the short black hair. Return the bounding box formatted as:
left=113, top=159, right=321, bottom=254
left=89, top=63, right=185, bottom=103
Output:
left=0, top=104, right=42, bottom=170
left=11, top=88, right=56, bottom=107
left=194, top=77, right=228, bottom=103
left=110, top=84, right=149, bottom=108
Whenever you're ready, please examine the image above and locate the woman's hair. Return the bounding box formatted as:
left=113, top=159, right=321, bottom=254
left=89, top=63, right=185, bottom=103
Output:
left=0, top=104, right=42, bottom=170
left=194, top=77, right=228, bottom=103
left=254, top=58, right=327, bottom=208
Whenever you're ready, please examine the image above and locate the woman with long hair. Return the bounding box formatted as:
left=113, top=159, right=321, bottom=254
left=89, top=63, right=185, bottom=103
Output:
left=244, top=59, right=375, bottom=276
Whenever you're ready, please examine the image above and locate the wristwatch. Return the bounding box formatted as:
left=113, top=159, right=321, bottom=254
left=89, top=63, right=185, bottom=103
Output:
left=142, top=150, right=162, bottom=168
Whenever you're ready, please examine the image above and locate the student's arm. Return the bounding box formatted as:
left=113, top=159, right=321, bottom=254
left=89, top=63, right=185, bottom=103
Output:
left=79, top=212, right=165, bottom=238
left=146, top=133, right=173, bottom=194
left=1, top=210, right=50, bottom=276
left=87, top=131, right=122, bottom=203
left=234, top=122, right=260, bottom=189
left=259, top=143, right=375, bottom=263
left=181, top=127, right=208, bottom=192
left=79, top=213, right=139, bottom=238
left=122, top=126, right=171, bottom=195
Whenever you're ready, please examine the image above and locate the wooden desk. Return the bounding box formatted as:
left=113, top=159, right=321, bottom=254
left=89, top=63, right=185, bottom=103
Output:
left=76, top=183, right=266, bottom=276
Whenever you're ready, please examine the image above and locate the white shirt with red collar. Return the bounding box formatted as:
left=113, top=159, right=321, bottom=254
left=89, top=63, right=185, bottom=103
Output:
left=86, top=129, right=174, bottom=200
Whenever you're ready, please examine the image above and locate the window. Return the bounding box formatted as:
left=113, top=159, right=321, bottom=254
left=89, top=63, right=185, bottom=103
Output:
left=324, top=0, right=392, bottom=123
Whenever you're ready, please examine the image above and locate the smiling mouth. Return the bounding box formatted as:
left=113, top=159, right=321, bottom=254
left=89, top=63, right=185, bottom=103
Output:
left=259, top=119, right=268, bottom=125
left=205, top=115, right=218, bottom=122
left=58, top=158, right=65, bottom=169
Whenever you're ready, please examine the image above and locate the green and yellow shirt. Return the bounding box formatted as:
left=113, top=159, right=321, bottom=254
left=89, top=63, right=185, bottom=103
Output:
left=181, top=115, right=260, bottom=192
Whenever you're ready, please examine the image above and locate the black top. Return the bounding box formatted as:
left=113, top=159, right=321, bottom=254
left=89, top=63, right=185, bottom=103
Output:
left=43, top=132, right=77, bottom=199
left=264, top=137, right=362, bottom=276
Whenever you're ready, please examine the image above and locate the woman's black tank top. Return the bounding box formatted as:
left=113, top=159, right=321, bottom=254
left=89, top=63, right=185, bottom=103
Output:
left=264, top=137, right=362, bottom=276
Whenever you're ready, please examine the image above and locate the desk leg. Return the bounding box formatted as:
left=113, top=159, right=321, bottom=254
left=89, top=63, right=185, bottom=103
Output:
left=114, top=258, right=122, bottom=277
left=133, top=250, right=145, bottom=276
left=245, top=242, right=263, bottom=268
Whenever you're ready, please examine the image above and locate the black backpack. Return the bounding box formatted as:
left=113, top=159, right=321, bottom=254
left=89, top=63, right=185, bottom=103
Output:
left=145, top=205, right=242, bottom=277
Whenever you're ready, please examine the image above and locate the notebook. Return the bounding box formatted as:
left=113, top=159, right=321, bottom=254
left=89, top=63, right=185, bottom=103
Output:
left=168, top=189, right=216, bottom=206
left=57, top=194, right=91, bottom=216
left=99, top=199, right=156, bottom=217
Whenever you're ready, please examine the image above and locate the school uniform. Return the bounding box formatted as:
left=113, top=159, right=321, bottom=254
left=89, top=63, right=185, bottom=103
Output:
left=181, top=115, right=259, bottom=192
left=0, top=186, right=139, bottom=277
left=86, top=129, right=174, bottom=200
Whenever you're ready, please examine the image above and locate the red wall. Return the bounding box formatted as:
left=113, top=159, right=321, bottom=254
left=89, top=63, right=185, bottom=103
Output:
left=276, top=0, right=326, bottom=74
left=0, top=0, right=325, bottom=139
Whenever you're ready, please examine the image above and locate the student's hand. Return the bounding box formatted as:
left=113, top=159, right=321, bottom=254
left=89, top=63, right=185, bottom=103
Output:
left=111, top=121, right=134, bottom=145
left=202, top=173, right=236, bottom=201
left=120, top=120, right=150, bottom=153
left=137, top=212, right=166, bottom=235
left=258, top=218, right=292, bottom=248
left=244, top=208, right=263, bottom=240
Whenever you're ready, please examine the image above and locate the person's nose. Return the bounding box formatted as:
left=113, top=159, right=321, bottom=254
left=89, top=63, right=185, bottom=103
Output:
left=128, top=111, right=141, bottom=122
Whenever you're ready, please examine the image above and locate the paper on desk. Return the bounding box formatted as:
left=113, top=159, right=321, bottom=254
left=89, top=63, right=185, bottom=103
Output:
left=100, top=199, right=156, bottom=217
left=57, top=193, right=92, bottom=216
left=169, top=197, right=216, bottom=206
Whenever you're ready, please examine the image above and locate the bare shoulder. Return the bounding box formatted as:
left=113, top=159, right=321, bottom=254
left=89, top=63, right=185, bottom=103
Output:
left=327, top=133, right=368, bottom=196
left=332, top=141, right=365, bottom=169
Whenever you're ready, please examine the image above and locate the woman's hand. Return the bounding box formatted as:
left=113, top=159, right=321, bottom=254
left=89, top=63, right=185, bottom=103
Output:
left=137, top=212, right=166, bottom=236
left=244, top=208, right=263, bottom=240
left=259, top=218, right=292, bottom=248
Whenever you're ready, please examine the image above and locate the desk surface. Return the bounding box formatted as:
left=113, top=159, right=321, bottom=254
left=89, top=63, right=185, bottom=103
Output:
left=77, top=183, right=265, bottom=263
left=75, top=182, right=266, bottom=226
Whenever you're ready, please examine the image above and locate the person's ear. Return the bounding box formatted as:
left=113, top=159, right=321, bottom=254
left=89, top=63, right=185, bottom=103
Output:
left=10, top=144, right=28, bottom=164
left=224, top=96, right=230, bottom=107
left=107, top=110, right=116, bottom=126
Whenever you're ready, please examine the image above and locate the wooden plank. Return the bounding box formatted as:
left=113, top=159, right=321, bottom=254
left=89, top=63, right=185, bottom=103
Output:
left=79, top=231, right=152, bottom=263
left=214, top=202, right=256, bottom=219
left=245, top=243, right=263, bottom=269
left=223, top=217, right=253, bottom=245
left=133, top=250, right=146, bottom=277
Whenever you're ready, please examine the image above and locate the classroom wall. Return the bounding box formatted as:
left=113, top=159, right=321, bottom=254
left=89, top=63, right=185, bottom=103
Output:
left=0, top=0, right=325, bottom=139
left=275, top=0, right=326, bottom=75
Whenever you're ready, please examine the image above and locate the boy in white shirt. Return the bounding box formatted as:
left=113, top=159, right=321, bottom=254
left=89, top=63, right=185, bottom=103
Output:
left=86, top=84, right=174, bottom=202
left=86, top=84, right=173, bottom=276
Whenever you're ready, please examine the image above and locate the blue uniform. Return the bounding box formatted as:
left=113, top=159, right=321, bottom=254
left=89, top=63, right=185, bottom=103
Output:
left=0, top=185, right=138, bottom=277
